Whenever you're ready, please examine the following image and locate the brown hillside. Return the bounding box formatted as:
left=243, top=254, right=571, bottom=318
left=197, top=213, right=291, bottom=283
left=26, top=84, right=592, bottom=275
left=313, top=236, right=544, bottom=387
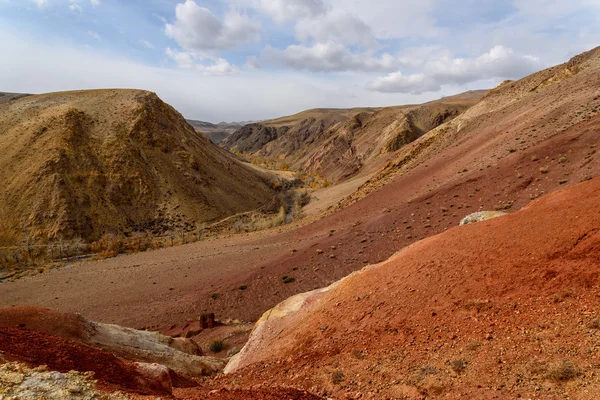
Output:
left=222, top=92, right=485, bottom=181
left=0, top=89, right=275, bottom=245
left=340, top=46, right=600, bottom=207
left=225, top=176, right=600, bottom=399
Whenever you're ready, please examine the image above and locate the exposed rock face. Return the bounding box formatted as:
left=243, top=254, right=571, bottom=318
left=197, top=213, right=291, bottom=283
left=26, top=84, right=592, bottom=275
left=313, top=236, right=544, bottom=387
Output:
left=459, top=211, right=507, bottom=225
left=221, top=123, right=288, bottom=154
left=0, top=362, right=130, bottom=400
left=0, top=306, right=225, bottom=378
left=222, top=92, right=484, bottom=181
left=0, top=89, right=275, bottom=245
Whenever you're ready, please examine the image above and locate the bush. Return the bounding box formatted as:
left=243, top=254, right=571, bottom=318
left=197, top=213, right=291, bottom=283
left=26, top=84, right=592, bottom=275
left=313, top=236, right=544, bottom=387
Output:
left=209, top=338, right=225, bottom=353
left=331, top=370, right=344, bottom=384
left=546, top=359, right=579, bottom=382
left=282, top=275, right=295, bottom=284
left=238, top=284, right=247, bottom=290
left=450, top=359, right=467, bottom=373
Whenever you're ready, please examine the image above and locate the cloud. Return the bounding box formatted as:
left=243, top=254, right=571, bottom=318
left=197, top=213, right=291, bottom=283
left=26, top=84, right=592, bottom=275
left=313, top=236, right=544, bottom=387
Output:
left=138, top=40, right=155, bottom=49
left=166, top=47, right=237, bottom=75
left=255, top=0, right=326, bottom=23
left=165, top=0, right=260, bottom=54
left=328, top=0, right=442, bottom=39
left=294, top=9, right=376, bottom=48
left=246, top=55, right=261, bottom=69
left=87, top=30, right=101, bottom=41
left=366, top=46, right=543, bottom=94
left=67, top=0, right=100, bottom=12
left=263, top=41, right=399, bottom=72
left=32, top=0, right=47, bottom=8
left=166, top=47, right=194, bottom=68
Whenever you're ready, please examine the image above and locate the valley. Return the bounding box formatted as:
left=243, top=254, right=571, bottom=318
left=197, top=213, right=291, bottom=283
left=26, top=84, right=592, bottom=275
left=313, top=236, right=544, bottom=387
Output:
left=1, top=43, right=600, bottom=399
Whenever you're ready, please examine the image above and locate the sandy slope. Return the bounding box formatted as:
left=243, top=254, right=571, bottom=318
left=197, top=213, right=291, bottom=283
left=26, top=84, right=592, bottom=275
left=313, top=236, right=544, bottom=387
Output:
left=0, top=89, right=275, bottom=245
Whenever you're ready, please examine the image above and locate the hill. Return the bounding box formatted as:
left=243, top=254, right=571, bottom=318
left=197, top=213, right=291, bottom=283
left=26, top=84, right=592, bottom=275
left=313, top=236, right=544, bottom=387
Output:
left=221, top=92, right=485, bottom=181
left=186, top=119, right=241, bottom=144
left=0, top=89, right=275, bottom=246
left=226, top=175, right=600, bottom=399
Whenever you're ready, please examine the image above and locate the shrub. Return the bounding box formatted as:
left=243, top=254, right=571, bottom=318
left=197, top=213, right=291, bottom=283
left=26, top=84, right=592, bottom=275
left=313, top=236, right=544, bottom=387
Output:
left=546, top=360, right=579, bottom=382
left=238, top=284, right=247, bottom=290
left=210, top=292, right=219, bottom=300
left=588, top=318, right=600, bottom=329
left=450, top=359, right=467, bottom=373
left=209, top=338, right=225, bottom=353
left=282, top=275, right=295, bottom=284
left=331, top=370, right=344, bottom=384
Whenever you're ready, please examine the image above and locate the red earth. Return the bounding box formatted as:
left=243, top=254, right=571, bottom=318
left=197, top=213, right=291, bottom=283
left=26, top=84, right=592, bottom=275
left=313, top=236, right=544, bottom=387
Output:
left=0, top=325, right=170, bottom=396
left=222, top=175, right=600, bottom=399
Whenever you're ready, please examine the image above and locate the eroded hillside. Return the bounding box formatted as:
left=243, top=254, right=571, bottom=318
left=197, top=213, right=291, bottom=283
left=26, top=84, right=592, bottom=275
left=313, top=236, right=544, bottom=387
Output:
left=222, top=93, right=484, bottom=181
left=0, top=89, right=275, bottom=245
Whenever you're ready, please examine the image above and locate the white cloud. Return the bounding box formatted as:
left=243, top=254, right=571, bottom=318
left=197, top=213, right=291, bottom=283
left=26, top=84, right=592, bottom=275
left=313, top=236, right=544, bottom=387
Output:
left=255, top=0, right=326, bottom=23
left=263, top=41, right=399, bottom=72
left=69, top=3, right=82, bottom=12
left=32, top=0, right=47, bottom=8
left=328, top=0, right=441, bottom=39
left=0, top=27, right=437, bottom=122
left=295, top=9, right=376, bottom=48
left=166, top=47, right=194, bottom=69
left=87, top=30, right=101, bottom=41
left=90, top=0, right=100, bottom=5
left=246, top=55, right=261, bottom=69
left=366, top=46, right=543, bottom=94
left=166, top=47, right=237, bottom=75
left=138, top=40, right=155, bottom=49
left=165, top=0, right=260, bottom=54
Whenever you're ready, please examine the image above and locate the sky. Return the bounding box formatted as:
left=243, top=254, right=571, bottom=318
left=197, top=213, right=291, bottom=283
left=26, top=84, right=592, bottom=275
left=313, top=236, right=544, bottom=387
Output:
left=0, top=0, right=599, bottom=122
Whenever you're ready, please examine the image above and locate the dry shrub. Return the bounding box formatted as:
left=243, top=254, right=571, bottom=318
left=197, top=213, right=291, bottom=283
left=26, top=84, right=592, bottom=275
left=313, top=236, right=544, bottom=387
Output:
left=90, top=234, right=122, bottom=259
left=331, top=370, right=344, bottom=385
left=209, top=338, right=225, bottom=353
left=546, top=359, right=579, bottom=382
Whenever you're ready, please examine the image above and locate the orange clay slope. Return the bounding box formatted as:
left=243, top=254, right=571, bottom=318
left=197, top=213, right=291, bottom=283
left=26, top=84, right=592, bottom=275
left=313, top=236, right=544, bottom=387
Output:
left=225, top=176, right=600, bottom=400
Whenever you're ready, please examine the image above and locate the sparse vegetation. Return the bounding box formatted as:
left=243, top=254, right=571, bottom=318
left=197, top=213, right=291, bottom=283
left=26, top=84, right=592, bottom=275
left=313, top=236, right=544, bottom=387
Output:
left=208, top=338, right=225, bottom=353
left=546, top=359, right=579, bottom=382
left=450, top=359, right=467, bottom=373
left=331, top=370, right=345, bottom=384
left=282, top=275, right=295, bottom=284
left=238, top=284, right=248, bottom=291
left=210, top=292, right=219, bottom=300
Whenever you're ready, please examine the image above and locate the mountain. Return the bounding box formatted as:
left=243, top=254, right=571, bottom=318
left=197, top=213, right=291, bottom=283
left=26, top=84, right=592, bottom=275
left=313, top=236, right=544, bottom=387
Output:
left=337, top=46, right=600, bottom=208
left=0, top=89, right=275, bottom=245
left=221, top=92, right=485, bottom=181
left=185, top=119, right=241, bottom=144
left=0, top=91, right=30, bottom=104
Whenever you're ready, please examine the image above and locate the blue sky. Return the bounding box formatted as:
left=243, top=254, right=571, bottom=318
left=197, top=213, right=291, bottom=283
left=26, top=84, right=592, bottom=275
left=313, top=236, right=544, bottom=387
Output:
left=0, top=0, right=599, bottom=122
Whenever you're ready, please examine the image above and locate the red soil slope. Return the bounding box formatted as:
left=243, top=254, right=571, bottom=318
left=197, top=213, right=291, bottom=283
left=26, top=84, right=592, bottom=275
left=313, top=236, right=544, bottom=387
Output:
left=0, top=325, right=170, bottom=396
left=224, top=176, right=600, bottom=399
